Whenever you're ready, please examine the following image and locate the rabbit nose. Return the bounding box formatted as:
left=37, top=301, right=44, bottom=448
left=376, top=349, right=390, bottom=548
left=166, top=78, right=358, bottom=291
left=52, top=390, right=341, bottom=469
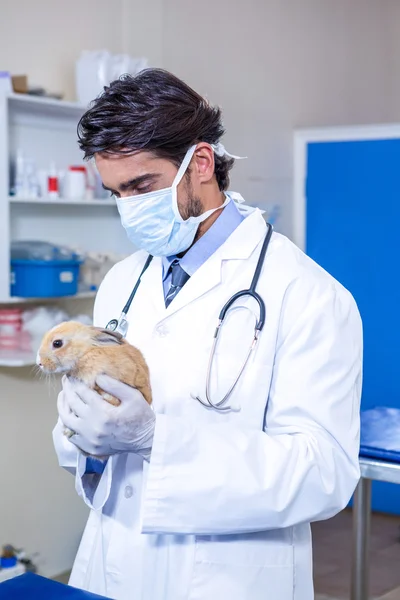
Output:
left=36, top=352, right=42, bottom=367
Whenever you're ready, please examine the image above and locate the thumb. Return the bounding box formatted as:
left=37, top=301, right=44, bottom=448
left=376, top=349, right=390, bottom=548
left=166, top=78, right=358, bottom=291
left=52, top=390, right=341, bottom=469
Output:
left=96, top=374, right=135, bottom=402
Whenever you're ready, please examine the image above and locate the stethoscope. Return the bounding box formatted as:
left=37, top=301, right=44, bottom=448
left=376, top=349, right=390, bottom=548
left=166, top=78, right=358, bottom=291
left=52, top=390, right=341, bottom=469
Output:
left=106, top=223, right=273, bottom=412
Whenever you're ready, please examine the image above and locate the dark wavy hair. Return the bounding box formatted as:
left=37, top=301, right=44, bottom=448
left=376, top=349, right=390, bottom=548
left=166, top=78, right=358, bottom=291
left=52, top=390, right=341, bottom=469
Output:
left=77, top=68, right=234, bottom=191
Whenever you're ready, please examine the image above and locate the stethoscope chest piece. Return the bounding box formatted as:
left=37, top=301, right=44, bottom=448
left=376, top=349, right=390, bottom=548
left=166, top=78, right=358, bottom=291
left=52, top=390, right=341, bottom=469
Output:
left=106, top=313, right=129, bottom=338
left=106, top=319, right=119, bottom=331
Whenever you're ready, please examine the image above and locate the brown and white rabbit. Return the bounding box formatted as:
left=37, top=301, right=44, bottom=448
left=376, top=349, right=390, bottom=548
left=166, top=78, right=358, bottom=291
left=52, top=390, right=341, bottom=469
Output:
left=37, top=321, right=152, bottom=439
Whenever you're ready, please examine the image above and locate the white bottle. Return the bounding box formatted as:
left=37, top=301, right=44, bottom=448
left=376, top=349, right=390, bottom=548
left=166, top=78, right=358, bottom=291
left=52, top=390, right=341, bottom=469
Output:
left=25, top=159, right=39, bottom=199
left=64, top=166, right=86, bottom=200
left=14, top=149, right=27, bottom=198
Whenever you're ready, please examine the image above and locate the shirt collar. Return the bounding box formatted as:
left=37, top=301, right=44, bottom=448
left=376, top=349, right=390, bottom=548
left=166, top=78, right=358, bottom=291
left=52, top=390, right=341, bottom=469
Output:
left=162, top=198, right=245, bottom=280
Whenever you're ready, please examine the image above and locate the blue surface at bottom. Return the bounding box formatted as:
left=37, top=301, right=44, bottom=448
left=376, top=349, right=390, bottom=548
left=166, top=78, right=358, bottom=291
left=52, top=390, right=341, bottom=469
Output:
left=0, top=573, right=111, bottom=599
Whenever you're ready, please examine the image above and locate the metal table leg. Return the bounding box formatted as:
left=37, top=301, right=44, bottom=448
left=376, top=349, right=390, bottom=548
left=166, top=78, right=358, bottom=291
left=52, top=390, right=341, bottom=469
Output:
left=351, top=477, right=372, bottom=600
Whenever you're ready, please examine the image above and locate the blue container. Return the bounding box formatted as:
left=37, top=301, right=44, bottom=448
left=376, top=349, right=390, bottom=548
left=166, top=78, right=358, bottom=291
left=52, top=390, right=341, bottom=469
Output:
left=11, top=259, right=81, bottom=298
left=0, top=556, right=17, bottom=568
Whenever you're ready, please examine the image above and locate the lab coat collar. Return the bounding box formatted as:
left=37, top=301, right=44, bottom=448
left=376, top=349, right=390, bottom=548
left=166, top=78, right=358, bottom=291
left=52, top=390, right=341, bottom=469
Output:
left=142, top=208, right=268, bottom=320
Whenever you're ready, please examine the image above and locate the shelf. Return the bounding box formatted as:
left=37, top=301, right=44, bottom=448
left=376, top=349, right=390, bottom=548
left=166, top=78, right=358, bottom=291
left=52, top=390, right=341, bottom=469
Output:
left=0, top=351, right=36, bottom=368
left=0, top=290, right=97, bottom=305
left=9, top=196, right=115, bottom=207
left=7, top=92, right=88, bottom=120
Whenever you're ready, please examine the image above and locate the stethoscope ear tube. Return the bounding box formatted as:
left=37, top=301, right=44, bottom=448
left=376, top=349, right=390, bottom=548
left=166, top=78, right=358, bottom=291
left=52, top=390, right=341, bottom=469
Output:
left=106, top=254, right=154, bottom=336
left=250, top=223, right=273, bottom=291
left=218, top=289, right=266, bottom=331
left=194, top=223, right=273, bottom=412
left=122, top=254, right=154, bottom=315
left=218, top=223, right=272, bottom=332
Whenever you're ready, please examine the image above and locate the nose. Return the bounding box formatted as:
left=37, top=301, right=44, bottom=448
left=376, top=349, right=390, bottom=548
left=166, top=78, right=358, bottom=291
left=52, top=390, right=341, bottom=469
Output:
left=36, top=352, right=42, bottom=367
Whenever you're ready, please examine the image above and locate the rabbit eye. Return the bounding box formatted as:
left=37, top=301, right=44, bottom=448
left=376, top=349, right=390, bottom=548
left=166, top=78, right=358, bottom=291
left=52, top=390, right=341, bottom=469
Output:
left=53, top=339, right=63, bottom=349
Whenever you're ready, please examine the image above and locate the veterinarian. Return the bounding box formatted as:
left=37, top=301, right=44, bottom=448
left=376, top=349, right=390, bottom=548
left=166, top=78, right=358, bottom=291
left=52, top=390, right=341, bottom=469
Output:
left=53, top=68, right=363, bottom=600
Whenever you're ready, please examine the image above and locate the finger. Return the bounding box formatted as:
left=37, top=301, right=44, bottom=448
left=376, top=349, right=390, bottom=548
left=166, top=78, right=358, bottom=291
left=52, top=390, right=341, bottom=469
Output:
left=96, top=374, right=140, bottom=403
left=62, top=379, right=90, bottom=418
left=67, top=389, right=88, bottom=419
left=69, top=434, right=107, bottom=458
left=67, top=433, right=91, bottom=454
left=60, top=407, right=81, bottom=434
left=67, top=378, right=102, bottom=408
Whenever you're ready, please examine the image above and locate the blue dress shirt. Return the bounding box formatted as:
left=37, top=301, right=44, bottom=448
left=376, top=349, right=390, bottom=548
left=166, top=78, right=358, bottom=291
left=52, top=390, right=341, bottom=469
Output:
left=162, top=199, right=244, bottom=298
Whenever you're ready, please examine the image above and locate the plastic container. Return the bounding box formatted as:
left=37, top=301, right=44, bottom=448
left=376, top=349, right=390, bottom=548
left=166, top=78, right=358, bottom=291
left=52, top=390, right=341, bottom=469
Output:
left=10, top=241, right=83, bottom=298
left=64, top=166, right=86, bottom=200
left=0, top=309, right=23, bottom=350
left=0, top=556, right=17, bottom=568
left=11, top=241, right=81, bottom=262
left=11, top=259, right=81, bottom=298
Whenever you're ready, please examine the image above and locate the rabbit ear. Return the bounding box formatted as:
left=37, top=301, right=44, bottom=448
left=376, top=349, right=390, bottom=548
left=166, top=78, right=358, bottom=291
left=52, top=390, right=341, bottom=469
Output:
left=92, top=328, right=124, bottom=346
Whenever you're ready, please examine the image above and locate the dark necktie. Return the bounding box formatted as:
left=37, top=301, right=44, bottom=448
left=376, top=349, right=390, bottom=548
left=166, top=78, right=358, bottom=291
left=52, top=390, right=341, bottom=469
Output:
left=165, top=260, right=190, bottom=307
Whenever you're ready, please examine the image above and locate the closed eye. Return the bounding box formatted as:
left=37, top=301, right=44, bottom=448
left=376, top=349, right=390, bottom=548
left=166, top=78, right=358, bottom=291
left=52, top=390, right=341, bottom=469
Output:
left=135, top=185, right=152, bottom=194
left=110, top=185, right=153, bottom=199
left=103, top=173, right=160, bottom=198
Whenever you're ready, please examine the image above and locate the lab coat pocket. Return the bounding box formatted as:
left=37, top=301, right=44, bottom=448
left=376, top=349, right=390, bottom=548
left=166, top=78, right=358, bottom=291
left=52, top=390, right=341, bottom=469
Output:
left=189, top=533, right=294, bottom=600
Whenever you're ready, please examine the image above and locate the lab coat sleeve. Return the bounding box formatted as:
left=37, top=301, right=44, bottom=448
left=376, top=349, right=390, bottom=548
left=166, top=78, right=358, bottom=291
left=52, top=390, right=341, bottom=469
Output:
left=52, top=417, right=113, bottom=510
left=63, top=267, right=126, bottom=510
left=51, top=266, right=122, bottom=509
left=52, top=417, right=78, bottom=476
left=142, top=274, right=363, bottom=534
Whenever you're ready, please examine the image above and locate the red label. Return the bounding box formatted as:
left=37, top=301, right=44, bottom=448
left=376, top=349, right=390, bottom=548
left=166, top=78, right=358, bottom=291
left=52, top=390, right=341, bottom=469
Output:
left=48, top=176, right=58, bottom=192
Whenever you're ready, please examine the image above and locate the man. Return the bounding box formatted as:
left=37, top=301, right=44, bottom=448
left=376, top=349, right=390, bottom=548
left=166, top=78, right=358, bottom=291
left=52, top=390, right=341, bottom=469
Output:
left=53, top=68, right=362, bottom=600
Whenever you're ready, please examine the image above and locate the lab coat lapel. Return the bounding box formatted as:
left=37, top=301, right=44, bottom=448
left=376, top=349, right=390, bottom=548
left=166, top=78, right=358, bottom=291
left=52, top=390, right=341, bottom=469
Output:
left=164, top=210, right=267, bottom=317
left=165, top=256, right=222, bottom=316
left=139, top=256, right=166, bottom=317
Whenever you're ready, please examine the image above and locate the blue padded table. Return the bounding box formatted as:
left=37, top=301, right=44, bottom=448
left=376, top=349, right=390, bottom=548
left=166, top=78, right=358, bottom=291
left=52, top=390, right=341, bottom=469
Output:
left=0, top=572, right=111, bottom=599
left=352, top=408, right=400, bottom=600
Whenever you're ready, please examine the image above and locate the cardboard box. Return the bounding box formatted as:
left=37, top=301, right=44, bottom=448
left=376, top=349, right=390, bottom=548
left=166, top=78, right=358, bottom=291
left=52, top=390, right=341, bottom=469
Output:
left=11, top=75, right=28, bottom=94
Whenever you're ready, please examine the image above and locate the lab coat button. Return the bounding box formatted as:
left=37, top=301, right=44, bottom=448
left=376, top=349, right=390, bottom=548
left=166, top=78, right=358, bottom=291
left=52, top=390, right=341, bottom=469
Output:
left=124, top=485, right=134, bottom=499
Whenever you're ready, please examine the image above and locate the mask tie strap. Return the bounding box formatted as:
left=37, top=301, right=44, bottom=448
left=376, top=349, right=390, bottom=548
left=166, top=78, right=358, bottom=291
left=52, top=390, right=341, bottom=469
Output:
left=172, top=145, right=197, bottom=188
left=212, top=142, right=247, bottom=160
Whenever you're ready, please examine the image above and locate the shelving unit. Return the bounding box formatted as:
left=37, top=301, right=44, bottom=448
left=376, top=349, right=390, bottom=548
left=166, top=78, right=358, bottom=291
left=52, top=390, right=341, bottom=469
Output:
left=0, top=351, right=37, bottom=367
left=4, top=290, right=97, bottom=304
left=0, top=92, right=133, bottom=367
left=9, top=196, right=116, bottom=207
left=0, top=91, right=132, bottom=304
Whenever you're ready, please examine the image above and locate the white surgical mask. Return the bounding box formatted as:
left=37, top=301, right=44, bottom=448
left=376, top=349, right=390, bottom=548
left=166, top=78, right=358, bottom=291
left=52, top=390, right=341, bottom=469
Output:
left=116, top=144, right=232, bottom=256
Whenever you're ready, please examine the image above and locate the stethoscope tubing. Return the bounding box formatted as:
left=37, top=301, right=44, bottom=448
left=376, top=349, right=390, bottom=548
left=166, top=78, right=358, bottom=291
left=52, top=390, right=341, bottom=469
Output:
left=107, top=222, right=274, bottom=412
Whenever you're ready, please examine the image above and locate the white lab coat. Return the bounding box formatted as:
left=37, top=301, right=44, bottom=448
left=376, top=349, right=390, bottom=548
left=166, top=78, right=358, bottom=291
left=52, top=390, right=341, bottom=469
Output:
left=53, top=208, right=362, bottom=600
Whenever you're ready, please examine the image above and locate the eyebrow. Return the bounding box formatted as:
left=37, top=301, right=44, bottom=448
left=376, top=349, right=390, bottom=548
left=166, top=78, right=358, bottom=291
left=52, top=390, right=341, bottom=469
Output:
left=102, top=173, right=161, bottom=194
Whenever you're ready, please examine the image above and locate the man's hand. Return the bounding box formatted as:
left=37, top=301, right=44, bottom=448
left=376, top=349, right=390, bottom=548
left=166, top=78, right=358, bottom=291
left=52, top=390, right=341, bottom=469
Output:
left=58, top=375, right=156, bottom=461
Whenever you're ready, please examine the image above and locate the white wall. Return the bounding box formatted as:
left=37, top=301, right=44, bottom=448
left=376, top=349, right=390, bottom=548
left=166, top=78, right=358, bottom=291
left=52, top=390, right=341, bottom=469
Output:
left=121, top=0, right=164, bottom=68
left=0, top=0, right=397, bottom=578
left=162, top=0, right=393, bottom=235
left=386, top=2, right=400, bottom=123
left=0, top=0, right=124, bottom=100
